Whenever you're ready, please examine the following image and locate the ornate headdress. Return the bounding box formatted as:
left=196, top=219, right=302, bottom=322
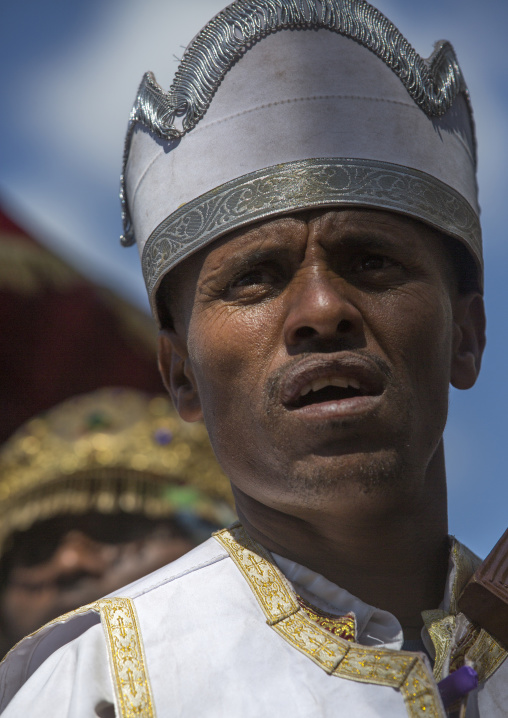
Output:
left=121, top=0, right=482, bottom=320
left=0, top=388, right=234, bottom=557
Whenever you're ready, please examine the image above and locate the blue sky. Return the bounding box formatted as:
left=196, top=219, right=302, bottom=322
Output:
left=1, top=0, right=507, bottom=557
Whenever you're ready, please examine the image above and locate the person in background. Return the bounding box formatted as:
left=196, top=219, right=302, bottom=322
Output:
left=0, top=387, right=234, bottom=655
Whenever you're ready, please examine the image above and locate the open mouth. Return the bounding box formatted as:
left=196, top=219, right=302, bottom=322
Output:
left=280, top=358, right=386, bottom=414
left=288, top=376, right=369, bottom=409
left=292, top=383, right=364, bottom=409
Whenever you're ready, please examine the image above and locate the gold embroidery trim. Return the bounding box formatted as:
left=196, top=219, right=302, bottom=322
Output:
left=449, top=540, right=482, bottom=615
left=98, top=598, right=156, bottom=718
left=423, top=541, right=508, bottom=684
left=214, top=523, right=445, bottom=718
left=466, top=628, right=507, bottom=682
left=297, top=596, right=356, bottom=641
left=0, top=597, right=156, bottom=718
left=215, top=522, right=299, bottom=624
left=423, top=610, right=455, bottom=681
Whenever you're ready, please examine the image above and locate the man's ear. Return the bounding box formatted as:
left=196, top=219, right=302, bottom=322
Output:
left=158, top=330, right=203, bottom=421
left=450, top=293, right=486, bottom=390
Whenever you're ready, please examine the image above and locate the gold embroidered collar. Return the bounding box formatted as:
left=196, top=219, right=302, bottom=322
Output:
left=214, top=522, right=445, bottom=718
left=215, top=523, right=508, bottom=710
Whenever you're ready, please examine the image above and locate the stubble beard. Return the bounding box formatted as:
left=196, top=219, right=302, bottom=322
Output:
left=273, top=399, right=423, bottom=513
left=284, top=447, right=411, bottom=501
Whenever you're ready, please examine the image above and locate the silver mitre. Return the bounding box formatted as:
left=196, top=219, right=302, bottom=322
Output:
left=121, top=0, right=482, bottom=320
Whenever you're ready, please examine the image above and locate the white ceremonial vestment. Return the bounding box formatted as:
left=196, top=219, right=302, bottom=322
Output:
left=0, top=523, right=506, bottom=717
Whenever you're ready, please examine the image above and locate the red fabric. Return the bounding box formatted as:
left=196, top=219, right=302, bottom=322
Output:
left=0, top=211, right=28, bottom=236
left=0, top=210, right=164, bottom=442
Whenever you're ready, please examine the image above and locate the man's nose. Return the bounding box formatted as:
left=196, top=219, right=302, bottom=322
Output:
left=51, top=530, right=118, bottom=578
left=283, top=269, right=364, bottom=348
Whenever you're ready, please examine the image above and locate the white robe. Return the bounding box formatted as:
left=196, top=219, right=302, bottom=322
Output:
left=0, top=524, right=506, bottom=717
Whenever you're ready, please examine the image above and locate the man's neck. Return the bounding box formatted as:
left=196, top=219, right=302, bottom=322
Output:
left=233, top=451, right=450, bottom=641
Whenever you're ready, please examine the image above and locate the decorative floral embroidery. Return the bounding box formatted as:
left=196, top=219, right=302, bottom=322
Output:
left=214, top=523, right=445, bottom=718
left=141, top=159, right=481, bottom=315
left=297, top=596, right=356, bottom=641
left=98, top=598, right=156, bottom=718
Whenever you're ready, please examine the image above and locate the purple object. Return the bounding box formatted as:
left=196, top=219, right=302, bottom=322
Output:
left=437, top=666, right=479, bottom=708
left=153, top=428, right=173, bottom=446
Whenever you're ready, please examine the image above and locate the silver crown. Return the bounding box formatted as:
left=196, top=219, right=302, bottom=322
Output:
left=120, top=0, right=473, bottom=248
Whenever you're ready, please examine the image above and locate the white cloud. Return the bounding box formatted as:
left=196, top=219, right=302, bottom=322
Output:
left=29, top=0, right=227, bottom=174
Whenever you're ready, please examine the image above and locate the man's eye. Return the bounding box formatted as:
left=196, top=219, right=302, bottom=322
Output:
left=231, top=268, right=275, bottom=288
left=354, top=255, right=397, bottom=272
left=221, top=263, right=286, bottom=301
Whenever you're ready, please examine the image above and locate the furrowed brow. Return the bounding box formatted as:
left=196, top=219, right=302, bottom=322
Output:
left=336, top=232, right=406, bottom=253
left=219, top=244, right=294, bottom=272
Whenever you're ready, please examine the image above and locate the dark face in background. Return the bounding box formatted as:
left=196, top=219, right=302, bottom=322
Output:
left=0, top=512, right=196, bottom=652
left=160, top=209, right=484, bottom=521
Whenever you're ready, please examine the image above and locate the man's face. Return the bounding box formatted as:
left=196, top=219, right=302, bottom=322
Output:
left=161, top=209, right=483, bottom=519
left=0, top=514, right=195, bottom=649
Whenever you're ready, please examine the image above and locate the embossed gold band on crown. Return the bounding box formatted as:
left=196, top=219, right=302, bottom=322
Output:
left=142, top=158, right=482, bottom=317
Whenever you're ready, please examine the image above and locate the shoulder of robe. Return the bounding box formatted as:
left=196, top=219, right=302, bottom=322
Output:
left=107, top=534, right=229, bottom=602
left=0, top=537, right=228, bottom=709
